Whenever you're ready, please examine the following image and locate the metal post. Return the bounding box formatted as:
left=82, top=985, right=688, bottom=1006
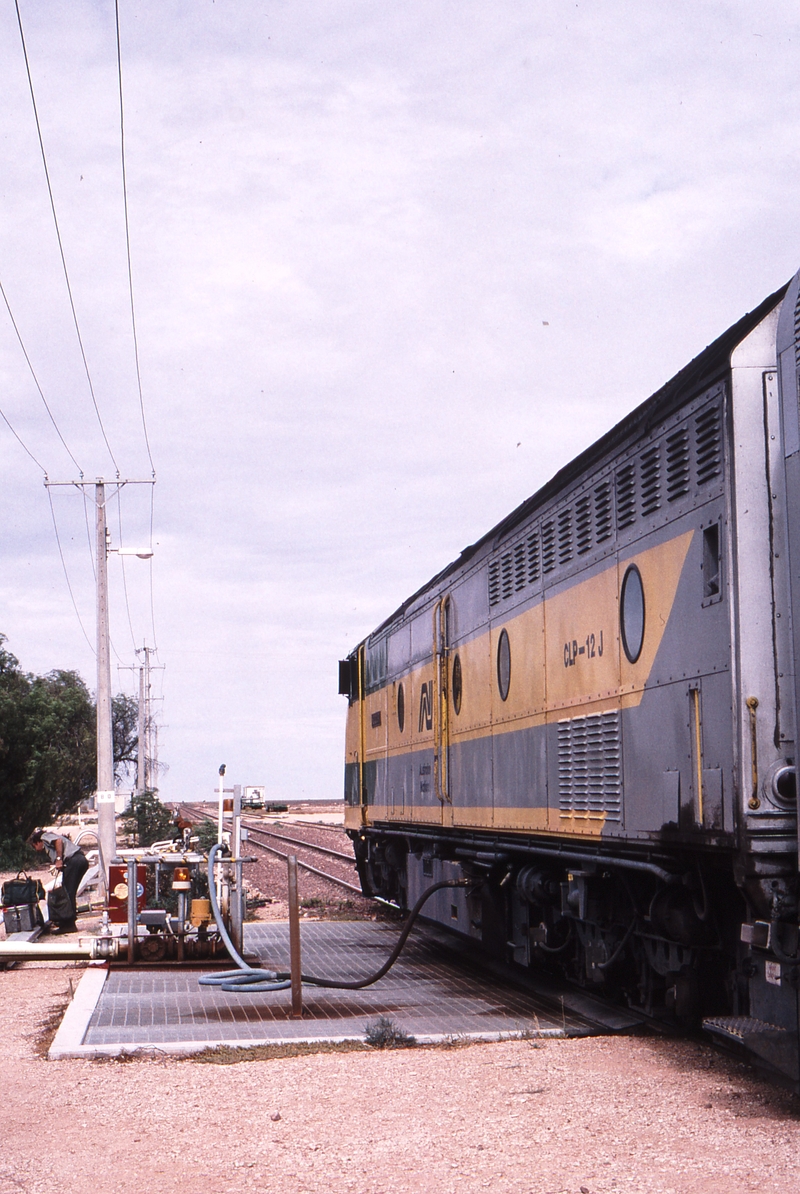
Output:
left=230, top=783, right=243, bottom=956
left=137, top=663, right=146, bottom=794
left=287, top=855, right=302, bottom=1018
left=126, top=857, right=137, bottom=965
left=96, top=482, right=116, bottom=883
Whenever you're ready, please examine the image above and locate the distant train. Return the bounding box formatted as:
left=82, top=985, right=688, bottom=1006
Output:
left=340, top=270, right=800, bottom=1087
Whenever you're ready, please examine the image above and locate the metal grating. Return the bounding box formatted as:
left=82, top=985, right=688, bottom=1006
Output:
left=666, top=427, right=690, bottom=500
left=695, top=403, right=721, bottom=486
left=488, top=559, right=501, bottom=606
left=514, top=541, right=526, bottom=591
left=527, top=531, right=540, bottom=584
left=557, top=507, right=573, bottom=565
left=639, top=444, right=661, bottom=516
left=501, top=551, right=514, bottom=600
left=575, top=495, right=592, bottom=555
left=615, top=465, right=636, bottom=529
left=558, top=711, right=622, bottom=821
left=594, top=481, right=612, bottom=542
left=541, top=520, right=556, bottom=573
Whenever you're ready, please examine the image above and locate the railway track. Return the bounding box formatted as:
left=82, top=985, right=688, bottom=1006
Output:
left=178, top=803, right=364, bottom=898
left=244, top=827, right=363, bottom=896
left=242, top=822, right=354, bottom=863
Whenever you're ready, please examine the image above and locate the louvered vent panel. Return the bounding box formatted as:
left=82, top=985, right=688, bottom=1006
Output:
left=575, top=496, right=592, bottom=555
left=616, top=465, right=636, bottom=529
left=558, top=711, right=622, bottom=822
left=501, top=551, right=514, bottom=600
left=695, top=404, right=721, bottom=486
left=541, top=521, right=556, bottom=573
left=527, top=532, right=540, bottom=584
left=795, top=289, right=800, bottom=370
left=488, top=559, right=500, bottom=606
left=666, top=427, right=690, bottom=500
left=558, top=507, right=573, bottom=564
left=639, top=445, right=661, bottom=516
left=594, top=482, right=612, bottom=542
left=514, top=541, right=526, bottom=591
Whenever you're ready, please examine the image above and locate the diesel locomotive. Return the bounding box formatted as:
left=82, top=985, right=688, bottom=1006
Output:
left=340, top=268, right=800, bottom=1086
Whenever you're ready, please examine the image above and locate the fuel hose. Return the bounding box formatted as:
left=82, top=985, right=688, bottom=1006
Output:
left=199, top=843, right=476, bottom=994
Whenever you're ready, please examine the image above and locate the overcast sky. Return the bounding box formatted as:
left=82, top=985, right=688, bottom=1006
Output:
left=0, top=1, right=799, bottom=803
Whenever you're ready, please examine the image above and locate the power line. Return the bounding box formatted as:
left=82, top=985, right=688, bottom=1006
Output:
left=115, top=486, right=139, bottom=652
left=47, top=487, right=95, bottom=655
left=0, top=399, right=47, bottom=475
left=147, top=483, right=158, bottom=651
left=0, top=274, right=83, bottom=475
left=82, top=487, right=97, bottom=582
left=114, top=0, right=156, bottom=479
left=13, top=0, right=120, bottom=476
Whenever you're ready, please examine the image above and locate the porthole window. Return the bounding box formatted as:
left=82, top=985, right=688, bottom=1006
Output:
left=397, top=683, right=405, bottom=733
left=620, top=564, right=645, bottom=663
left=452, top=654, right=462, bottom=716
left=496, top=629, right=511, bottom=701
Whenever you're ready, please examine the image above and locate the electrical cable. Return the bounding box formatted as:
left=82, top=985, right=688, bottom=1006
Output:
left=0, top=399, right=47, bottom=475
left=147, top=484, right=158, bottom=652
left=114, top=0, right=155, bottom=480
left=47, top=488, right=95, bottom=655
left=0, top=275, right=83, bottom=475
left=199, top=844, right=479, bottom=994
left=13, top=0, right=120, bottom=476
left=115, top=487, right=138, bottom=652
left=81, top=488, right=97, bottom=582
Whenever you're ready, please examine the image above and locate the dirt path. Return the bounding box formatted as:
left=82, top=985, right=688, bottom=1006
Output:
left=1, top=958, right=800, bottom=1194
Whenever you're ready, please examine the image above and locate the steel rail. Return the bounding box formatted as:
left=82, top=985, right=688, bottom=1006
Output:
left=244, top=822, right=354, bottom=863
left=247, top=835, right=363, bottom=896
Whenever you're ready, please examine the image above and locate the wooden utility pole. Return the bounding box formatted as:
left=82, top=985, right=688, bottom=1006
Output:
left=137, top=660, right=146, bottom=793
left=94, top=481, right=116, bottom=878
left=44, top=477, right=156, bottom=883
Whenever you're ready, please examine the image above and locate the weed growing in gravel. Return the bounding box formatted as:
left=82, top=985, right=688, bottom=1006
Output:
left=364, top=1015, right=417, bottom=1049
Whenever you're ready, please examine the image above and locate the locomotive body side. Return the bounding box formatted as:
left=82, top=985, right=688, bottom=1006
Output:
left=341, top=278, right=800, bottom=1085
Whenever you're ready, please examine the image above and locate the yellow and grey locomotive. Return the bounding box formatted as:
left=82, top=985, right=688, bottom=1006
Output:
left=340, top=270, right=800, bottom=1086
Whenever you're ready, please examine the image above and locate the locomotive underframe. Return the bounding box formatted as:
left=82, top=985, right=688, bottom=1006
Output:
left=348, top=821, right=800, bottom=1081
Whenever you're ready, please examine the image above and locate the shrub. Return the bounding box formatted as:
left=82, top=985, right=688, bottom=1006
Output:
left=364, top=1015, right=416, bottom=1049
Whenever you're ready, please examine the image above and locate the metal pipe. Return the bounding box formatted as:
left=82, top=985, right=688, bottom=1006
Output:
left=0, top=940, right=93, bottom=961
left=127, top=857, right=137, bottom=965
left=379, top=827, right=680, bottom=884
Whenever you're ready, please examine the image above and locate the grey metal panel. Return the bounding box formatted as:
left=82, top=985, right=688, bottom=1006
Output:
left=731, top=303, right=798, bottom=837
left=490, top=725, right=547, bottom=812
left=449, top=735, right=494, bottom=809
left=386, top=623, right=411, bottom=680
left=621, top=685, right=691, bottom=834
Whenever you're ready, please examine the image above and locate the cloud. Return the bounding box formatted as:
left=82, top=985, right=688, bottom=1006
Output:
left=1, top=0, right=800, bottom=801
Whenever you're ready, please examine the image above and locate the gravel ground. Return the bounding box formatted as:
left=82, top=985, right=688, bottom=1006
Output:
left=1, top=959, right=800, bottom=1194
left=4, top=823, right=800, bottom=1192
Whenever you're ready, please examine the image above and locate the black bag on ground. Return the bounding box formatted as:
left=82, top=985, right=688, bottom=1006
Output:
left=47, top=878, right=73, bottom=923
left=2, top=871, right=45, bottom=907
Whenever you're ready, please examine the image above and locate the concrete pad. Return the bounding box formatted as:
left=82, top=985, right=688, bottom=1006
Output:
left=49, top=966, right=107, bottom=1058
left=49, top=921, right=583, bottom=1059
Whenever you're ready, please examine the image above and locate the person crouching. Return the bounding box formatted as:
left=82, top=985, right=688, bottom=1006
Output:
left=28, top=829, right=88, bottom=933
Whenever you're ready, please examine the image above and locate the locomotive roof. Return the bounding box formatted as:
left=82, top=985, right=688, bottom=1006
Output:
left=370, top=278, right=790, bottom=640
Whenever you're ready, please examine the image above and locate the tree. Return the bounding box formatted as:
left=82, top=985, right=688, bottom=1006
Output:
left=0, top=635, right=143, bottom=842
left=123, top=790, right=174, bottom=846
left=112, top=693, right=139, bottom=784
left=0, top=646, right=95, bottom=840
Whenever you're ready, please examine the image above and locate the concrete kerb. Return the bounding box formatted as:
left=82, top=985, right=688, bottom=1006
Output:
left=49, top=1027, right=565, bottom=1061
left=48, top=964, right=108, bottom=1059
